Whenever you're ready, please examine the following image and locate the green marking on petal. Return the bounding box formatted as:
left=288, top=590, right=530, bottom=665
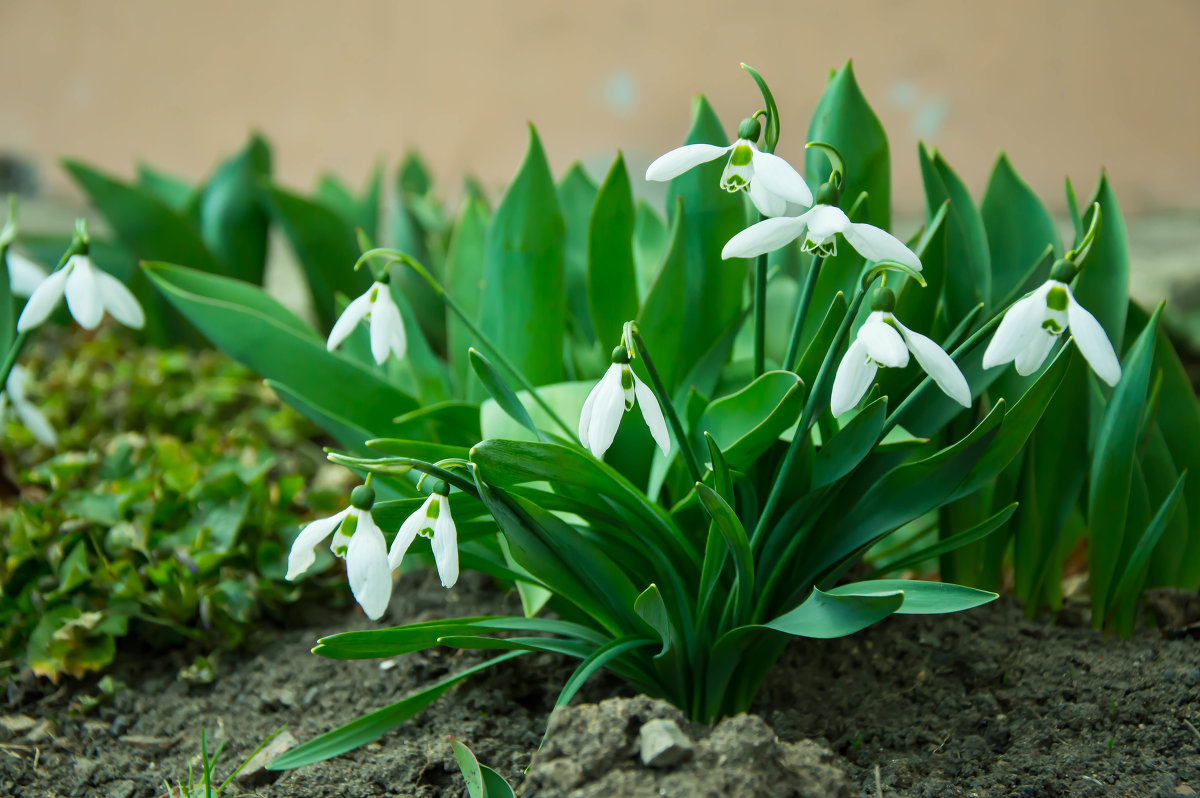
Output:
left=428, top=497, right=440, bottom=520
left=621, top=366, right=634, bottom=391
left=1046, top=285, right=1069, bottom=312
left=1042, top=319, right=1063, bottom=334
left=729, top=145, right=753, bottom=167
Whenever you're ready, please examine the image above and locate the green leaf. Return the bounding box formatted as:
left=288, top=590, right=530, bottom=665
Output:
left=554, top=636, right=656, bottom=709
left=469, top=348, right=542, bottom=440
left=893, top=201, right=949, bottom=337
left=393, top=401, right=481, bottom=446
left=742, top=63, right=780, bottom=152
left=136, top=163, right=198, bottom=213
left=444, top=198, right=491, bottom=392
left=813, top=396, right=886, bottom=489
left=637, top=200, right=688, bottom=391
left=314, top=616, right=605, bottom=660
left=143, top=261, right=415, bottom=441
left=696, top=483, right=754, bottom=621
left=0, top=248, right=13, bottom=354
left=869, top=502, right=1017, bottom=577
left=693, top=371, right=804, bottom=471
left=1088, top=305, right=1161, bottom=624
left=479, top=380, right=587, bottom=443
left=1073, top=175, right=1130, bottom=351
left=828, top=580, right=997, bottom=614
left=633, top=200, right=668, bottom=297
left=588, top=153, right=639, bottom=348
left=1107, top=471, right=1186, bottom=626
left=200, top=134, right=272, bottom=284
left=261, top=184, right=370, bottom=331
left=558, top=162, right=600, bottom=343
left=918, top=146, right=991, bottom=323
left=268, top=652, right=525, bottom=769
left=634, top=584, right=675, bottom=657
left=980, top=153, right=1059, bottom=303
left=451, top=737, right=486, bottom=798
left=806, top=61, right=890, bottom=230
left=765, top=587, right=903, bottom=638
left=479, top=125, right=565, bottom=387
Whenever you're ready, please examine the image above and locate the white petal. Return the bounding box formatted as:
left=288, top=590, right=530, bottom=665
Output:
left=982, top=284, right=1053, bottom=369
left=859, top=313, right=909, bottom=369
left=431, top=498, right=459, bottom=589
left=747, top=177, right=788, bottom=218
left=804, top=205, right=852, bottom=242
left=5, top=364, right=30, bottom=403
left=14, top=399, right=56, bottom=447
left=632, top=373, right=671, bottom=455
left=896, top=321, right=971, bottom=407
left=1014, top=331, right=1057, bottom=376
left=63, top=257, right=103, bottom=330
left=389, top=495, right=433, bottom=571
left=370, top=289, right=404, bottom=364
left=830, top=339, right=878, bottom=417
left=346, top=512, right=391, bottom=620
left=326, top=290, right=373, bottom=352
left=586, top=366, right=626, bottom=459
left=645, top=143, right=731, bottom=182
left=843, top=223, right=922, bottom=270
left=1067, top=294, right=1122, bottom=387
left=93, top=269, right=144, bottom=329
left=749, top=150, right=813, bottom=208
left=578, top=372, right=607, bottom=449
left=7, top=251, right=48, bottom=297
left=721, top=212, right=811, bottom=259
left=286, top=508, right=349, bottom=580
left=16, top=266, right=69, bottom=332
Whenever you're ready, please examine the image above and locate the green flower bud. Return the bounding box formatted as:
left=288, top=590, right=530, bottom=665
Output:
left=1049, top=258, right=1078, bottom=283
left=349, top=484, right=376, bottom=510
left=611, top=345, right=631, bottom=364
left=431, top=480, right=449, bottom=497
left=871, top=286, right=896, bottom=313
left=815, top=181, right=841, bottom=207
left=737, top=116, right=762, bottom=143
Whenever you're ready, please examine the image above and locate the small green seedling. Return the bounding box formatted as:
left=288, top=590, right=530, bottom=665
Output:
left=450, top=736, right=516, bottom=798
left=163, top=726, right=285, bottom=798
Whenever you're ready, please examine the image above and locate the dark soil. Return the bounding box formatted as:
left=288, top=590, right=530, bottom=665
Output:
left=3, top=571, right=1198, bottom=798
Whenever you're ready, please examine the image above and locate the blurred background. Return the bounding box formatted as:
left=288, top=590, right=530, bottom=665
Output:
left=1, top=0, right=1197, bottom=302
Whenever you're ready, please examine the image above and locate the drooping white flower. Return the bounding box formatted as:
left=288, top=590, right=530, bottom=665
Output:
left=831, top=310, right=971, bottom=417
left=982, top=280, right=1121, bottom=386
left=0, top=365, right=56, bottom=447
left=7, top=251, right=48, bottom=298
left=722, top=204, right=921, bottom=271
left=387, top=488, right=459, bottom=589
left=17, top=254, right=145, bottom=332
left=579, top=348, right=670, bottom=460
left=326, top=280, right=407, bottom=364
left=286, top=485, right=392, bottom=620
left=645, top=136, right=813, bottom=218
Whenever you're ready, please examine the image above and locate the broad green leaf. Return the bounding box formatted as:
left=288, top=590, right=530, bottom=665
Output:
left=267, top=379, right=375, bottom=453
left=388, top=162, right=447, bottom=352
left=588, top=153, right=639, bottom=348
left=918, top=146, right=990, bottom=323
left=143, top=261, right=414, bottom=441
left=314, top=616, right=605, bottom=660
left=980, top=153, right=1059, bottom=303
left=0, top=248, right=13, bottom=353
left=634, top=584, right=675, bottom=657
left=136, top=163, right=198, bottom=214
left=807, top=61, right=890, bottom=230
left=558, top=162, right=599, bottom=343
left=693, top=370, right=804, bottom=470
left=796, top=292, right=847, bottom=389
left=554, top=636, right=657, bottom=709
left=1106, top=471, right=1186, bottom=626
left=200, top=134, right=272, bottom=284
left=637, top=200, right=688, bottom=391
left=664, top=95, right=749, bottom=383
left=1088, top=305, right=1161, bottom=624
left=469, top=348, right=542, bottom=440
left=868, top=503, right=1017, bottom=577
left=479, top=380, right=588, bottom=443
left=261, top=185, right=369, bottom=331
left=268, top=652, right=525, bottom=769
left=697, top=483, right=754, bottom=622
left=444, top=198, right=491, bottom=392
left=828, top=580, right=997, bottom=614
left=1140, top=423, right=1189, bottom=588
left=1072, top=175, right=1130, bottom=350
left=315, top=164, right=381, bottom=240
left=813, top=396, right=887, bottom=489
left=479, top=126, right=565, bottom=387
left=633, top=200, right=668, bottom=297
left=765, top=587, right=903, bottom=638
left=393, top=401, right=481, bottom=446
left=451, top=737, right=486, bottom=798
left=364, top=438, right=468, bottom=462
left=893, top=201, right=949, bottom=338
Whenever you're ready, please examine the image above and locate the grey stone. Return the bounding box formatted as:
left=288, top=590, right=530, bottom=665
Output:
left=235, top=730, right=298, bottom=787
left=106, top=780, right=135, bottom=798
left=638, top=718, right=693, bottom=768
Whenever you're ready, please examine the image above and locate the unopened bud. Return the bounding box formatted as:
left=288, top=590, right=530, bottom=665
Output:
left=736, top=116, right=762, bottom=143
left=871, top=286, right=896, bottom=313
left=349, top=484, right=376, bottom=510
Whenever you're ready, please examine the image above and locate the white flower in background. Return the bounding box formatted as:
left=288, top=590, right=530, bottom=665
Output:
left=831, top=306, right=971, bottom=417
left=286, top=485, right=392, bottom=620
left=722, top=204, right=922, bottom=270
left=0, top=365, right=56, bottom=447
left=982, top=279, right=1121, bottom=386
left=16, top=254, right=145, bottom=332
left=7, top=251, right=48, bottom=297
left=579, top=345, right=670, bottom=460
left=388, top=485, right=459, bottom=589
left=326, top=280, right=407, bottom=364
left=645, top=117, right=812, bottom=218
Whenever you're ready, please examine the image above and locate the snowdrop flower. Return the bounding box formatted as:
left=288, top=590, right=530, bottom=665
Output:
left=326, top=278, right=407, bottom=365
left=722, top=200, right=921, bottom=271
left=7, top=251, right=48, bottom=298
left=0, top=365, right=56, bottom=447
left=982, top=272, right=1120, bottom=386
left=286, top=484, right=392, bottom=620
left=387, top=482, right=458, bottom=589
left=17, top=254, right=144, bottom=332
left=645, top=117, right=812, bottom=218
left=831, top=289, right=971, bottom=417
left=579, top=345, right=670, bottom=460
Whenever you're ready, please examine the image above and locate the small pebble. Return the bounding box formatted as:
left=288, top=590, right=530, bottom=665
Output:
left=638, top=718, right=694, bottom=768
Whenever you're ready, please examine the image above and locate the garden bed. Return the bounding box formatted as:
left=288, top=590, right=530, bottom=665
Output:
left=2, top=572, right=1196, bottom=797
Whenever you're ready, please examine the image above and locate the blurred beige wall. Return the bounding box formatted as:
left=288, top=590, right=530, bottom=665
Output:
left=1, top=0, right=1198, bottom=215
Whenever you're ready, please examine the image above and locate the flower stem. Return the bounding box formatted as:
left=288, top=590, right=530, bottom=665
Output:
left=781, top=255, right=823, bottom=371
left=629, top=326, right=704, bottom=485
left=753, top=221, right=768, bottom=377
left=359, top=249, right=577, bottom=442
left=0, top=237, right=86, bottom=391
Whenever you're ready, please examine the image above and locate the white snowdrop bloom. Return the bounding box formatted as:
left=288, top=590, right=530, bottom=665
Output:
left=7, top=251, right=48, bottom=298
left=831, top=310, right=971, bottom=417
left=0, top=365, right=56, bottom=447
left=17, top=254, right=144, bottom=332
left=387, top=487, right=459, bottom=589
left=579, top=347, right=670, bottom=460
left=982, top=279, right=1121, bottom=386
left=286, top=485, right=392, bottom=620
left=326, top=280, right=407, bottom=365
left=645, top=119, right=812, bottom=218
left=722, top=204, right=921, bottom=271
